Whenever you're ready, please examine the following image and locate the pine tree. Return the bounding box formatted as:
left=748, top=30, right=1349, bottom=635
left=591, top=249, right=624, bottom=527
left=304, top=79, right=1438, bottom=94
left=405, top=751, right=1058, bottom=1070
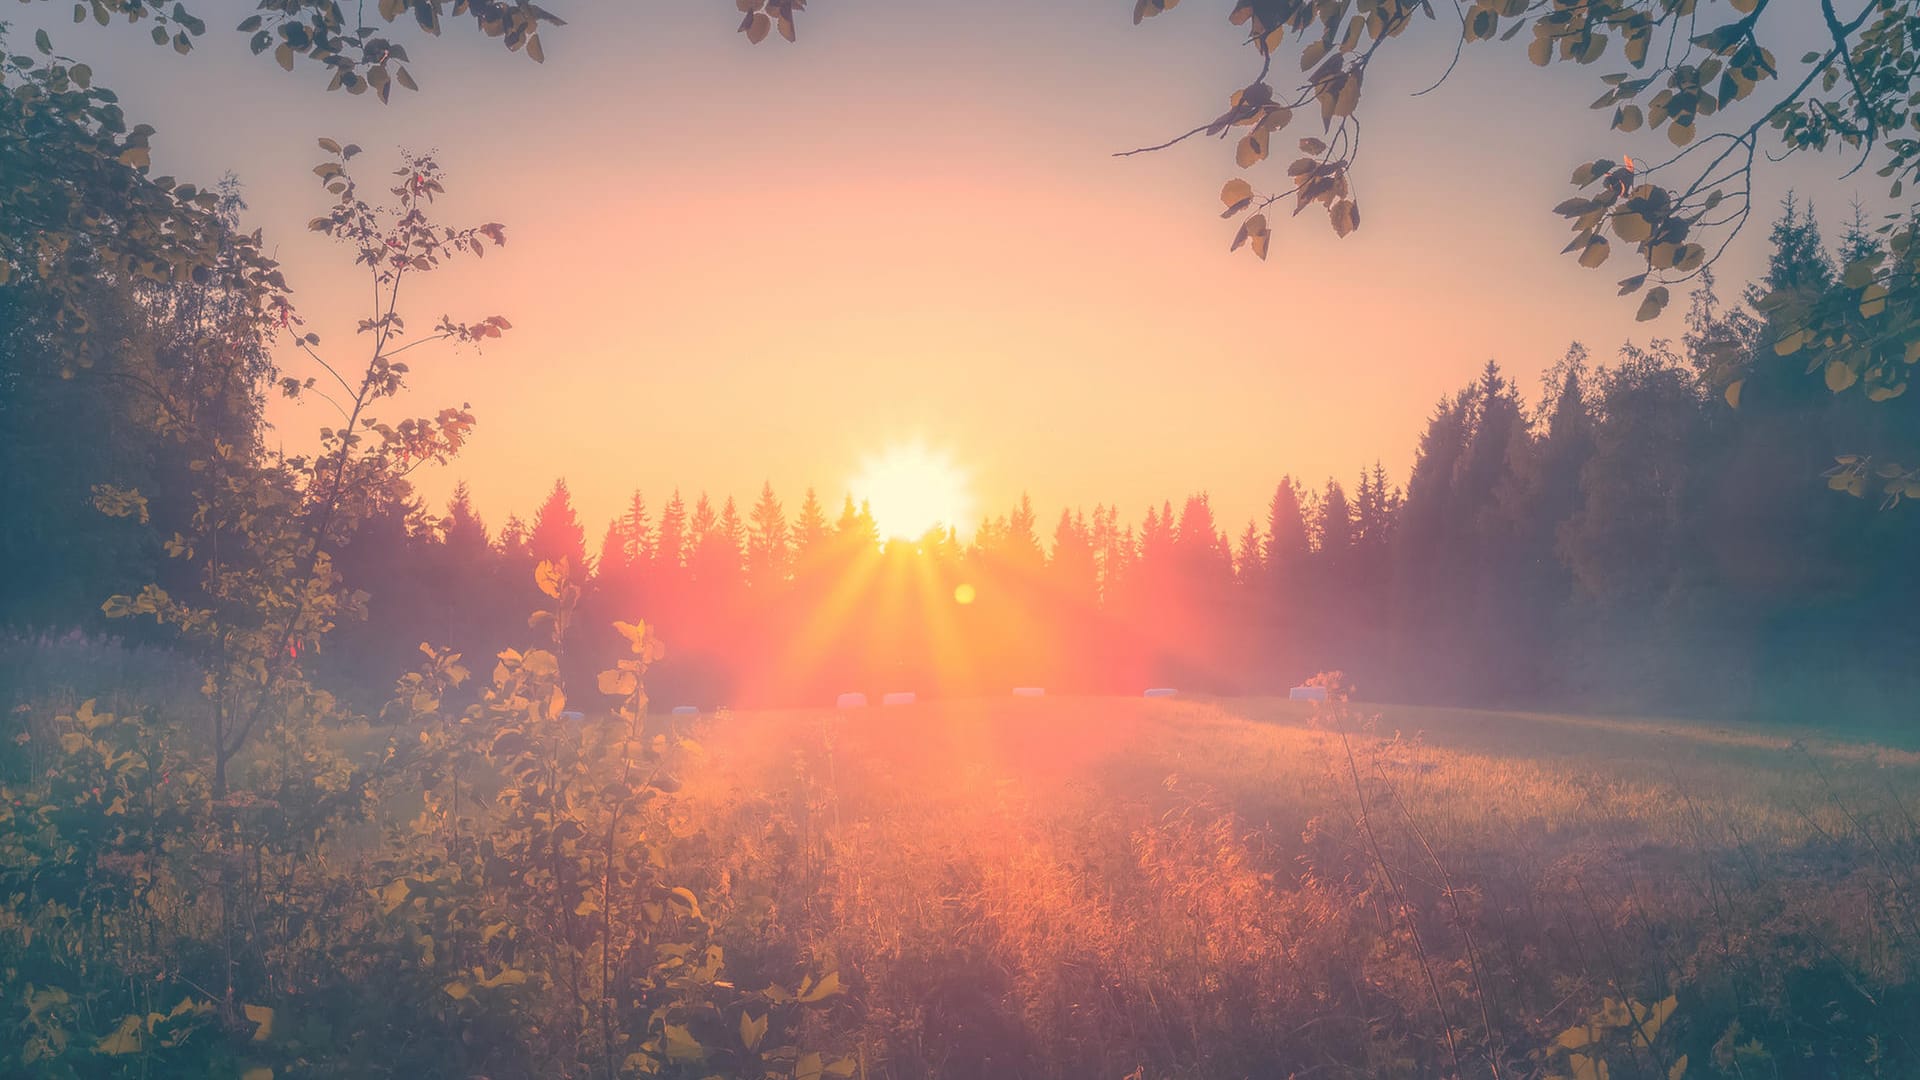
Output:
left=619, top=490, right=654, bottom=568
left=1235, top=519, right=1264, bottom=586
left=747, top=481, right=792, bottom=590
left=1005, top=494, right=1044, bottom=567
left=1838, top=198, right=1880, bottom=270
left=528, top=478, right=588, bottom=572
left=596, top=519, right=628, bottom=581
left=719, top=496, right=748, bottom=580
left=793, top=487, right=829, bottom=557
left=1264, top=477, right=1310, bottom=586
left=497, top=514, right=530, bottom=560
left=686, top=494, right=720, bottom=584
left=443, top=480, right=490, bottom=556
left=657, top=490, right=688, bottom=571
left=1316, top=480, right=1352, bottom=558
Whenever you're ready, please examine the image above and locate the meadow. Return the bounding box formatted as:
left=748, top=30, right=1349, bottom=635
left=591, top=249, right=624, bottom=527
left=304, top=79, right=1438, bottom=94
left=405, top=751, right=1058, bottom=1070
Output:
left=669, top=693, right=1920, bottom=1078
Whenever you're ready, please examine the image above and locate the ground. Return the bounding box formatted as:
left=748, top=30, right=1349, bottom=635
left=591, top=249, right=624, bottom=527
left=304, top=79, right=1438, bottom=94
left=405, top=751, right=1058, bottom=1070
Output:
left=669, top=695, right=1920, bottom=1079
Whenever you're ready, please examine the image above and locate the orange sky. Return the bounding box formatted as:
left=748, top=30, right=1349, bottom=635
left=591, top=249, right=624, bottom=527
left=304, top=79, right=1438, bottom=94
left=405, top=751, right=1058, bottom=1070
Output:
left=23, top=1, right=1852, bottom=539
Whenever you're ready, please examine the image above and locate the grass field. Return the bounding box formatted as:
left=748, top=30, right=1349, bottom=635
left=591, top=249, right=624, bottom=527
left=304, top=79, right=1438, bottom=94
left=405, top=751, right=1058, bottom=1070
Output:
left=668, top=694, right=1920, bottom=1079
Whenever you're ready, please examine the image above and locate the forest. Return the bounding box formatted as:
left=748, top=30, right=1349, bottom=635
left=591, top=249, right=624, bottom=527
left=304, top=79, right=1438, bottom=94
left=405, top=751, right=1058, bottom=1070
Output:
left=15, top=202, right=1914, bottom=724
left=8, top=1, right=1920, bottom=1078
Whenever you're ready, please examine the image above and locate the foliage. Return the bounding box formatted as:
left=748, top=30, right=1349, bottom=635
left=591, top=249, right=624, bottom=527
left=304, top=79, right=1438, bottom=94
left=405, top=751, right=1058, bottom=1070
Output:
left=380, top=559, right=852, bottom=1077
left=3, top=141, right=847, bottom=1077
left=0, top=25, right=287, bottom=355
left=21, top=0, right=562, bottom=99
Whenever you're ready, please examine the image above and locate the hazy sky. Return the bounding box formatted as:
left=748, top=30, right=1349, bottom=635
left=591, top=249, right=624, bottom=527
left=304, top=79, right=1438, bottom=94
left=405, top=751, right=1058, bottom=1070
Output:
left=18, top=2, right=1850, bottom=537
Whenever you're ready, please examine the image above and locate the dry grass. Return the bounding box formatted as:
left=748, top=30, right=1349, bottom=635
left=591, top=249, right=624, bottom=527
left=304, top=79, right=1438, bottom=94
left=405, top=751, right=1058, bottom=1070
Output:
left=673, top=696, right=1920, bottom=1079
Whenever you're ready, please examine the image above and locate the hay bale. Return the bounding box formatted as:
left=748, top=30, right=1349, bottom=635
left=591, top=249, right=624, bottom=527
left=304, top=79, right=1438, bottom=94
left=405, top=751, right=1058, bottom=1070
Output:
left=835, top=692, right=869, bottom=709
left=1288, top=685, right=1327, bottom=702
left=881, top=691, right=917, bottom=706
left=671, top=705, right=699, bottom=716
left=1142, top=688, right=1177, bottom=698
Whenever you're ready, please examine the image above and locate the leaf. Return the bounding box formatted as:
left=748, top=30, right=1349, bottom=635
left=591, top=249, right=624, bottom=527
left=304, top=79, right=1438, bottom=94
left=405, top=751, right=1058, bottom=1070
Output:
left=534, top=560, right=564, bottom=598
left=1235, top=132, right=1267, bottom=168
left=526, top=33, right=544, bottom=63
left=1826, top=360, right=1858, bottom=392
left=317, top=137, right=341, bottom=154
left=1724, top=379, right=1743, bottom=408
left=96, top=1014, right=143, bottom=1054
left=1578, top=237, right=1611, bottom=268
left=663, top=1023, right=705, bottom=1062
left=1669, top=1054, right=1689, bottom=1080
left=376, top=878, right=410, bottom=914
left=443, top=981, right=470, bottom=999
left=241, top=1070, right=274, bottom=1080
left=275, top=43, right=293, bottom=71
left=1860, top=282, right=1889, bottom=318
left=598, top=669, right=637, bottom=696
left=1635, top=286, right=1670, bottom=321
left=1219, top=178, right=1254, bottom=217
left=1330, top=199, right=1359, bottom=237
left=799, top=971, right=843, bottom=1003
left=740, top=1010, right=768, bottom=1052
left=35, top=28, right=52, bottom=54
left=244, top=1004, right=274, bottom=1042
left=521, top=650, right=559, bottom=677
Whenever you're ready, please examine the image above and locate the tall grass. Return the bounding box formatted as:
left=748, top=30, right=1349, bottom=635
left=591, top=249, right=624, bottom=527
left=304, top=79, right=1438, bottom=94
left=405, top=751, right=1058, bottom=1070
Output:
left=677, top=695, right=1920, bottom=1078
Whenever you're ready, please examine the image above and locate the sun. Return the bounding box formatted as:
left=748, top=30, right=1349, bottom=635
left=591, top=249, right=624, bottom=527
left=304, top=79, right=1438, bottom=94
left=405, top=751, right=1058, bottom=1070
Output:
left=851, top=442, right=973, bottom=541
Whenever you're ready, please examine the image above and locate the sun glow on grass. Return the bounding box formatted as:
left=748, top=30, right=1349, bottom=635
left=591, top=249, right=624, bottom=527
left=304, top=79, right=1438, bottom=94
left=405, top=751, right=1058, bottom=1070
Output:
left=851, top=442, right=973, bottom=541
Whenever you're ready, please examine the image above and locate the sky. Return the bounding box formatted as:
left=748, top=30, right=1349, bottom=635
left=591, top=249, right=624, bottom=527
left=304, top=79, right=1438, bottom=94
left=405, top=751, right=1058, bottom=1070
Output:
left=15, top=1, right=1855, bottom=539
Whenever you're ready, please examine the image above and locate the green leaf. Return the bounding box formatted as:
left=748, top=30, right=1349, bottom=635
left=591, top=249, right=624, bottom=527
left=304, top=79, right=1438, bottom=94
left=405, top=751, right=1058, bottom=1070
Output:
left=35, top=28, right=53, bottom=54
left=1635, top=286, right=1669, bottom=321
left=1578, top=236, right=1611, bottom=268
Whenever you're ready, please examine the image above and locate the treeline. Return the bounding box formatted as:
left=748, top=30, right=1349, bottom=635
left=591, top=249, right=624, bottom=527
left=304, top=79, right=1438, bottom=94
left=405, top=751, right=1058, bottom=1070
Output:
left=298, top=202, right=1919, bottom=721
left=10, top=199, right=1920, bottom=722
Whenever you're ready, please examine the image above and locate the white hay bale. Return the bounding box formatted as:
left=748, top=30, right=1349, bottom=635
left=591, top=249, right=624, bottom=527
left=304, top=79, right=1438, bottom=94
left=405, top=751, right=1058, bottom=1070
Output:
left=1012, top=687, right=1046, bottom=697
left=1143, top=688, right=1178, bottom=698
left=881, top=691, right=917, bottom=706
left=559, top=710, right=586, bottom=722
left=671, top=705, right=699, bottom=716
left=1288, top=685, right=1327, bottom=702
left=835, top=692, right=868, bottom=709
